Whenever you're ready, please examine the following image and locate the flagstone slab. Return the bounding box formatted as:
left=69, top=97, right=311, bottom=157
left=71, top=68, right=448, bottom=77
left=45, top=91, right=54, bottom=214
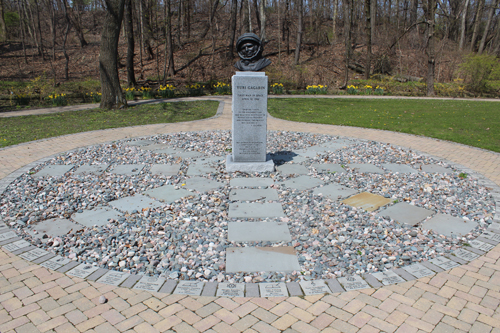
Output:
left=173, top=151, right=206, bottom=159
left=153, top=148, right=180, bottom=155
left=342, top=192, right=391, bottom=212
left=372, top=271, right=406, bottom=285
left=150, top=164, right=181, bottom=176
left=35, top=165, right=74, bottom=177
left=259, top=283, right=289, bottom=297
left=276, top=164, right=309, bottom=175
left=140, top=144, right=170, bottom=151
left=382, top=163, right=419, bottom=174
left=109, top=164, right=145, bottom=176
left=282, top=176, right=324, bottom=191
left=418, top=164, right=452, bottom=173
left=378, top=202, right=434, bottom=226
left=229, top=202, right=285, bottom=218
left=230, top=178, right=274, bottom=187
left=72, top=207, right=123, bottom=227
left=144, top=185, right=197, bottom=203
left=229, top=189, right=279, bottom=201
left=186, top=164, right=216, bottom=176
left=109, top=195, right=163, bottom=212
left=270, top=152, right=307, bottom=164
left=338, top=275, right=371, bottom=291
left=421, top=213, right=477, bottom=236
left=347, top=164, right=385, bottom=174
left=316, top=141, right=353, bottom=151
left=299, top=280, right=332, bottom=295
left=313, top=183, right=358, bottom=200
left=125, top=140, right=155, bottom=147
left=192, top=156, right=224, bottom=164
left=311, top=164, right=346, bottom=174
left=226, top=247, right=300, bottom=272
left=216, top=283, right=245, bottom=297
left=403, top=263, right=435, bottom=278
left=228, top=222, right=291, bottom=242
left=31, top=218, right=80, bottom=238
left=73, top=164, right=109, bottom=175
left=184, top=177, right=224, bottom=192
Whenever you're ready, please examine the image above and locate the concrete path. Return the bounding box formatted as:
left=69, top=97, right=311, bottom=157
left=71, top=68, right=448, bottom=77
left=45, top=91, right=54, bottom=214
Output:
left=1, top=96, right=500, bottom=333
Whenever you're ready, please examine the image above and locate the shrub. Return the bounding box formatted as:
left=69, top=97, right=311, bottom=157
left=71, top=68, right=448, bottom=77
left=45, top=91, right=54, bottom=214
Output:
left=458, top=54, right=500, bottom=94
left=213, top=82, right=230, bottom=95
left=271, top=83, right=284, bottom=94
left=347, top=85, right=359, bottom=95
left=47, top=94, right=67, bottom=106
left=13, top=93, right=30, bottom=106
left=306, top=85, right=328, bottom=94
left=124, top=87, right=135, bottom=100
left=158, top=84, right=176, bottom=98
left=139, top=87, right=154, bottom=99
left=187, top=83, right=204, bottom=96
left=86, top=92, right=101, bottom=103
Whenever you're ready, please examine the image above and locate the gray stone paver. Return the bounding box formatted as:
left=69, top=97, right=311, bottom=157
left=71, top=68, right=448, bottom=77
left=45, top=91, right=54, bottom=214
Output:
left=1, top=96, right=500, bottom=333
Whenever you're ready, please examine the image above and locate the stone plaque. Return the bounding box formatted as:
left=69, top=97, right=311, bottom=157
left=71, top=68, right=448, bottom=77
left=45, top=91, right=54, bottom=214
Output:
left=403, top=263, right=435, bottom=278
left=3, top=240, right=30, bottom=252
left=429, top=257, right=460, bottom=270
left=96, top=271, right=131, bottom=286
left=453, top=248, right=480, bottom=261
left=0, top=231, right=18, bottom=241
left=481, top=231, right=500, bottom=242
left=232, top=72, right=268, bottom=162
left=19, top=248, right=49, bottom=261
left=216, top=283, right=245, bottom=297
left=67, top=263, right=99, bottom=278
left=259, top=282, right=288, bottom=297
left=299, top=280, right=332, bottom=295
left=174, top=281, right=204, bottom=296
left=134, top=276, right=166, bottom=292
left=0, top=224, right=9, bottom=232
left=372, top=271, right=406, bottom=285
left=469, top=239, right=495, bottom=252
left=40, top=256, right=72, bottom=270
left=338, top=275, right=370, bottom=291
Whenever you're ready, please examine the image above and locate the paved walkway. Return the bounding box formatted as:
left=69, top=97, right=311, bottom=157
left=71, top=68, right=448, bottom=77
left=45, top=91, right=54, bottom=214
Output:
left=1, top=97, right=500, bottom=333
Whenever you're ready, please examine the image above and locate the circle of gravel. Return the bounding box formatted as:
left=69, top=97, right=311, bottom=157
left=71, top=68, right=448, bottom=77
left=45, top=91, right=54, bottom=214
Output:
left=0, top=130, right=496, bottom=283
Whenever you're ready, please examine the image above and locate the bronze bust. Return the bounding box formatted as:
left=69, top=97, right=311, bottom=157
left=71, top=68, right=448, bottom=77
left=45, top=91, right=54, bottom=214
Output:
left=234, top=33, right=271, bottom=72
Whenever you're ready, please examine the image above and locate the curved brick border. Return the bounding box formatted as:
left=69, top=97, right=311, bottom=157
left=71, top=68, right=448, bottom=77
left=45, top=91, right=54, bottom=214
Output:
left=1, top=99, right=499, bottom=297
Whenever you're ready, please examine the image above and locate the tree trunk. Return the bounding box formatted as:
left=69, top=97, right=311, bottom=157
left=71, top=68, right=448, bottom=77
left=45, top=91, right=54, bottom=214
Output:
left=470, top=0, right=485, bottom=51
left=62, top=21, right=71, bottom=80
left=62, top=0, right=88, bottom=47
left=478, top=0, right=499, bottom=54
left=259, top=0, right=266, bottom=42
left=365, top=0, right=371, bottom=80
left=458, top=0, right=469, bottom=51
left=343, top=0, right=352, bottom=87
left=165, top=0, right=175, bottom=77
left=140, top=0, right=154, bottom=59
left=228, top=0, right=238, bottom=58
left=125, top=0, right=136, bottom=87
left=409, top=0, right=418, bottom=26
left=17, top=0, right=27, bottom=63
left=241, top=0, right=249, bottom=33
left=0, top=0, right=6, bottom=41
left=424, top=0, right=435, bottom=96
left=370, top=0, right=375, bottom=44
left=99, top=0, right=127, bottom=109
left=332, top=0, right=337, bottom=45
left=294, top=0, right=302, bottom=65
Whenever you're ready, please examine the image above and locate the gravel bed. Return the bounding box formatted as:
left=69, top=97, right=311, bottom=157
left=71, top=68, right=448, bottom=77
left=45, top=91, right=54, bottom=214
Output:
left=0, top=130, right=496, bottom=283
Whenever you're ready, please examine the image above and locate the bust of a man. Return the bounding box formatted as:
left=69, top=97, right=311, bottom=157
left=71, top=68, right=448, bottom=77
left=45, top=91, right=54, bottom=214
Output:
left=234, top=33, right=271, bottom=72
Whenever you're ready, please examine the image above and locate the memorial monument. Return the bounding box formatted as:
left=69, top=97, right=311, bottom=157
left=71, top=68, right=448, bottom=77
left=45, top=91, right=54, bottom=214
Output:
left=226, top=33, right=275, bottom=172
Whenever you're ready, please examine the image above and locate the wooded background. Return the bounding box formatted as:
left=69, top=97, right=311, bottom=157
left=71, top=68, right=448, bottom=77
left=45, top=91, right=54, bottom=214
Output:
left=0, top=0, right=499, bottom=106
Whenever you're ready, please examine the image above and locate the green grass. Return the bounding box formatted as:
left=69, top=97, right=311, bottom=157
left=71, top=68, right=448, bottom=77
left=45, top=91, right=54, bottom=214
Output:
left=268, top=98, right=500, bottom=153
left=0, top=101, right=218, bottom=148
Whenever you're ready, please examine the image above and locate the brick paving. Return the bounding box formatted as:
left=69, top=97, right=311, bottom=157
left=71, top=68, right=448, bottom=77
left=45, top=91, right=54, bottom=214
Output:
left=1, top=96, right=500, bottom=332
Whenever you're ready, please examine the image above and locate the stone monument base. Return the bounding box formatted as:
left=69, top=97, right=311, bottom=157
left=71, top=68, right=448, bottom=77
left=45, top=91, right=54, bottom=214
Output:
left=226, top=155, right=275, bottom=173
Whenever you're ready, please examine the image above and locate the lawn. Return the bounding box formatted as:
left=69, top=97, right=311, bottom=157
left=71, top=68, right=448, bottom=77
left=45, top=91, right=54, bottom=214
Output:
left=0, top=101, right=218, bottom=148
left=268, top=98, right=500, bottom=153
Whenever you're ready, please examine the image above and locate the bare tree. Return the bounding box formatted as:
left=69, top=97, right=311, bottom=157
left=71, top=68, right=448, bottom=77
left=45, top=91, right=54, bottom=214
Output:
left=470, top=0, right=485, bottom=51
left=423, top=0, right=436, bottom=96
left=125, top=0, right=136, bottom=87
left=459, top=0, right=470, bottom=50
left=343, top=0, right=352, bottom=88
left=294, top=0, right=303, bottom=65
left=99, top=0, right=127, bottom=109
left=478, top=0, right=500, bottom=54
left=165, top=0, right=174, bottom=77
left=259, top=0, right=266, bottom=42
left=365, top=0, right=372, bottom=80
left=227, top=0, right=238, bottom=58
left=0, top=0, right=7, bottom=41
